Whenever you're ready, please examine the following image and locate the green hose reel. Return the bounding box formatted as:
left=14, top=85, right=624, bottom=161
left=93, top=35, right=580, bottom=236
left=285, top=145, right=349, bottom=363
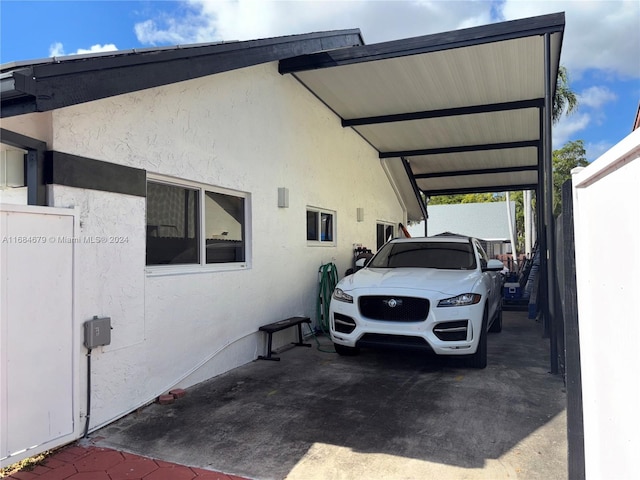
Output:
left=316, top=262, right=338, bottom=335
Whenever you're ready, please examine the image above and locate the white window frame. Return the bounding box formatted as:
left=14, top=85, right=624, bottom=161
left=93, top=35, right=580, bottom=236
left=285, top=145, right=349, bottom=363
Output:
left=146, top=173, right=251, bottom=276
left=306, top=206, right=336, bottom=247
left=376, top=221, right=395, bottom=250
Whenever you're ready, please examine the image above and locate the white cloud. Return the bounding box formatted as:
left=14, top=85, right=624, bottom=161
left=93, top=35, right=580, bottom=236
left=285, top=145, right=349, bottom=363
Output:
left=500, top=0, right=640, bottom=79
left=134, top=0, right=494, bottom=45
left=76, top=44, right=118, bottom=55
left=49, top=42, right=65, bottom=57
left=48, top=42, right=118, bottom=57
left=578, top=86, right=617, bottom=109
left=553, top=112, right=590, bottom=147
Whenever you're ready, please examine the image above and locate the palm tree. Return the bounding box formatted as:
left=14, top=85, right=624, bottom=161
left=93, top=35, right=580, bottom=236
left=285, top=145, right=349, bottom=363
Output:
left=553, top=66, right=577, bottom=124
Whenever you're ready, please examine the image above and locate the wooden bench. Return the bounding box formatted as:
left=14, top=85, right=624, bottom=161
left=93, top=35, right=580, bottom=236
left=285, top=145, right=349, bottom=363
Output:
left=258, top=316, right=312, bottom=361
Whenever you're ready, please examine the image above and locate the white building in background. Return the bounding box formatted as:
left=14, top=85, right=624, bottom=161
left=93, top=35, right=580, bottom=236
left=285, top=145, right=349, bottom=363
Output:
left=408, top=201, right=516, bottom=257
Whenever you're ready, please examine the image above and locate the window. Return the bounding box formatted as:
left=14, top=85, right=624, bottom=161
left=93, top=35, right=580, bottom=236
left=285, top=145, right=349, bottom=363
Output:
left=369, top=241, right=476, bottom=270
left=146, top=177, right=247, bottom=267
left=376, top=222, right=395, bottom=250
left=307, top=207, right=335, bottom=244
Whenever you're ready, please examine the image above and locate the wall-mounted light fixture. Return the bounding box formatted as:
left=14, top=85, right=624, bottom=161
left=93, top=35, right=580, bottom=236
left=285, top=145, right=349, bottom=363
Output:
left=357, top=207, right=364, bottom=222
left=278, top=187, right=289, bottom=208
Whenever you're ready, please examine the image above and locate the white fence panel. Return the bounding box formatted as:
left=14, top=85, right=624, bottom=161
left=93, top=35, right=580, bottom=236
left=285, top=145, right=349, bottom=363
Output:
left=572, top=129, right=640, bottom=480
left=1, top=204, right=78, bottom=467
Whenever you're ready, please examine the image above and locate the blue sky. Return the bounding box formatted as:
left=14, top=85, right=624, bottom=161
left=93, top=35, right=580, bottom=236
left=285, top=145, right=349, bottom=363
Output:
left=1, top=0, right=638, bottom=161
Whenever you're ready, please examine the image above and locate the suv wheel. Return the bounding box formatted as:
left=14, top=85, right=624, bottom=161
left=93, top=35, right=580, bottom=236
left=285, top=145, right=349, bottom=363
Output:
left=467, top=311, right=488, bottom=369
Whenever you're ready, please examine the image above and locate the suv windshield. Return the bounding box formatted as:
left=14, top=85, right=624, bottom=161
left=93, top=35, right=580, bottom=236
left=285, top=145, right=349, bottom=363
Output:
left=368, top=241, right=477, bottom=270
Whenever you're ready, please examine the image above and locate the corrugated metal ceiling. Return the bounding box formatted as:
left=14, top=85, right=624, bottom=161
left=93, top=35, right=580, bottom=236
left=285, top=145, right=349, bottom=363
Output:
left=280, top=13, right=564, bottom=221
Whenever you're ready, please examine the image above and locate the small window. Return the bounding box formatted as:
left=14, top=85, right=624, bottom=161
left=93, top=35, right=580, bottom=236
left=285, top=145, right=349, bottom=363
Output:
left=307, top=207, right=335, bottom=244
left=204, top=191, right=245, bottom=264
left=146, top=182, right=199, bottom=265
left=147, top=178, right=248, bottom=267
left=376, top=222, right=395, bottom=250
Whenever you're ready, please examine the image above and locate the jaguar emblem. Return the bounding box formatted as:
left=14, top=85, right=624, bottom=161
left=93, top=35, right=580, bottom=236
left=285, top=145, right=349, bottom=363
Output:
left=384, top=298, right=402, bottom=308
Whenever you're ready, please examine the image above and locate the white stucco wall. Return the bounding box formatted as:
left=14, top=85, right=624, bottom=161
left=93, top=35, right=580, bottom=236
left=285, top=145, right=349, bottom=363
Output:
left=4, top=61, right=405, bottom=431
left=572, top=128, right=640, bottom=480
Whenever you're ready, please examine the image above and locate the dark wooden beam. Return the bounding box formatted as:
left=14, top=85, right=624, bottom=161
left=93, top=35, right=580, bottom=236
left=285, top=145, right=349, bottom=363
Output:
left=414, top=164, right=538, bottom=179
left=343, top=99, right=543, bottom=127
left=422, top=183, right=537, bottom=197
left=379, top=140, right=539, bottom=159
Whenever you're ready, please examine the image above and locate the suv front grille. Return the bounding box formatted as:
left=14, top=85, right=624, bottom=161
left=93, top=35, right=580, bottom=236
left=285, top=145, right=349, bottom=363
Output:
left=359, top=296, right=429, bottom=322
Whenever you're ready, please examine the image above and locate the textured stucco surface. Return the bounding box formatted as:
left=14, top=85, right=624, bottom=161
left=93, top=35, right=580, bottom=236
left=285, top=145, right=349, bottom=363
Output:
left=4, top=61, right=406, bottom=432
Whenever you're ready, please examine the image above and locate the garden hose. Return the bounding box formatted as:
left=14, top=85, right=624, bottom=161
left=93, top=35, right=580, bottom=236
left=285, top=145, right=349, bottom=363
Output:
left=317, top=262, right=338, bottom=333
left=312, top=262, right=338, bottom=353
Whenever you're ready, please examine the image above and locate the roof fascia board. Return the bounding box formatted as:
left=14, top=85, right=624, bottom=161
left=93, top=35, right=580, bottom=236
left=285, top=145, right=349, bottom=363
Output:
left=279, top=13, right=565, bottom=74
left=1, top=30, right=363, bottom=116
left=13, top=30, right=364, bottom=79
left=424, top=183, right=538, bottom=196
left=379, top=140, right=540, bottom=159
left=343, top=99, right=544, bottom=126
left=414, top=164, right=538, bottom=179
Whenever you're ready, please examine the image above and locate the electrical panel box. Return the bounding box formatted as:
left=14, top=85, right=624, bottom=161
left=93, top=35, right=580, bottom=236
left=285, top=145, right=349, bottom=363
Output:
left=84, top=316, right=111, bottom=348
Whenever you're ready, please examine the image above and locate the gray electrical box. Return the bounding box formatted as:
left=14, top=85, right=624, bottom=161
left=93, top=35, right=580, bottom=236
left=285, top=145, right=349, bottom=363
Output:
left=84, top=316, right=111, bottom=348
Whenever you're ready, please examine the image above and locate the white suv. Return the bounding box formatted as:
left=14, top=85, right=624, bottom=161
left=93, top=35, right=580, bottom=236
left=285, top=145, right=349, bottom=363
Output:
left=329, top=235, right=504, bottom=368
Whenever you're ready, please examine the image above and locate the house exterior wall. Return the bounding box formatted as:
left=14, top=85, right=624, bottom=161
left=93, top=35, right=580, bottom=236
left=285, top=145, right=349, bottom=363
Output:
left=572, top=128, right=640, bottom=480
left=2, top=61, right=405, bottom=432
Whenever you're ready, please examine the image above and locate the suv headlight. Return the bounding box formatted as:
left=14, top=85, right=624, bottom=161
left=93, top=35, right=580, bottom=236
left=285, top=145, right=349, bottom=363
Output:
left=332, top=288, right=353, bottom=303
left=437, top=293, right=481, bottom=307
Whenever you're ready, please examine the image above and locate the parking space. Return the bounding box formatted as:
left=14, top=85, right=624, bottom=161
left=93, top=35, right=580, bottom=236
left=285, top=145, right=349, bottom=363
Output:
left=93, top=310, right=567, bottom=480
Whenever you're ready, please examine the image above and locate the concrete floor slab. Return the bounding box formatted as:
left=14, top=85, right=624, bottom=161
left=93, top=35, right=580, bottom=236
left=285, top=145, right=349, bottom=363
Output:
left=93, top=311, right=567, bottom=480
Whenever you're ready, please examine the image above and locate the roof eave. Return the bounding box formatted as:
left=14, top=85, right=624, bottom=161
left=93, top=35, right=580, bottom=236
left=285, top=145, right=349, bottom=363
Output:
left=279, top=12, right=565, bottom=74
left=1, top=29, right=364, bottom=118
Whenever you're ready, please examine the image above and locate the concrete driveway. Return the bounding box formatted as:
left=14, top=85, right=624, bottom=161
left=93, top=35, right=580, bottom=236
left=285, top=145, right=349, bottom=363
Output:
left=93, top=310, right=567, bottom=480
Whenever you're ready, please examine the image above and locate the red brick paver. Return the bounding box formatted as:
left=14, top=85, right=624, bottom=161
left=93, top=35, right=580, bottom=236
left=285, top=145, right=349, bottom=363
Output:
left=5, top=445, right=246, bottom=480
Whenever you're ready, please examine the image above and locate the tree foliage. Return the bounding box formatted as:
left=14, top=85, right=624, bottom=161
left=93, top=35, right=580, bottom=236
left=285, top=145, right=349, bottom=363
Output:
left=553, top=66, right=578, bottom=123
left=427, top=192, right=504, bottom=205
left=552, top=139, right=588, bottom=215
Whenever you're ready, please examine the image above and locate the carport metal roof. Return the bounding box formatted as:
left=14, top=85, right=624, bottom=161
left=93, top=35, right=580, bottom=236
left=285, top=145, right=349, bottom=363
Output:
left=280, top=13, right=565, bottom=222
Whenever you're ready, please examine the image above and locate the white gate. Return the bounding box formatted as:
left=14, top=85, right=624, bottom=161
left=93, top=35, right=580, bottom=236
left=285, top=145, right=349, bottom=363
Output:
left=1, top=204, right=78, bottom=467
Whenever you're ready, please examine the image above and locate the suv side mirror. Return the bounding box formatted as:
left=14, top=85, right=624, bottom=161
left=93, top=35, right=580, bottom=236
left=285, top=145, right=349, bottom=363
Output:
left=483, top=259, right=505, bottom=272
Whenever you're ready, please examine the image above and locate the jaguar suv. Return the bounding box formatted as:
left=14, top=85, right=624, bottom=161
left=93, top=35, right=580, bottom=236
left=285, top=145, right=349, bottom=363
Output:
left=329, top=235, right=504, bottom=368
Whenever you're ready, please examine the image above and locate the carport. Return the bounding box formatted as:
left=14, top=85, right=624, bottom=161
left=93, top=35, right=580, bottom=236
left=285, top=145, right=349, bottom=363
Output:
left=279, top=12, right=564, bottom=375
left=277, top=14, right=577, bottom=476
